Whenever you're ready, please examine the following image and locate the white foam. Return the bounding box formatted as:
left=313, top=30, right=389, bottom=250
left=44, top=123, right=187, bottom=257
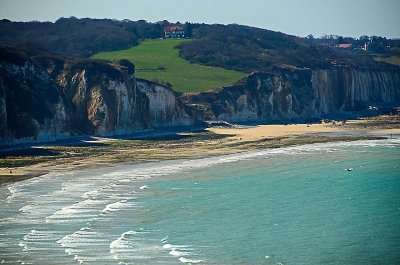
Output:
left=65, top=248, right=74, bottom=255
left=101, top=200, right=135, bottom=214
left=18, top=241, right=27, bottom=251
left=57, top=230, right=100, bottom=248
left=109, top=230, right=153, bottom=249
left=163, top=243, right=193, bottom=250
left=179, top=257, right=204, bottom=263
left=119, top=179, right=132, bottom=183
left=82, top=190, right=100, bottom=199
left=109, top=230, right=157, bottom=262
left=46, top=199, right=104, bottom=223
left=139, top=185, right=149, bottom=190
left=6, top=186, right=22, bottom=203
left=19, top=229, right=64, bottom=252
left=57, top=228, right=110, bottom=265
left=163, top=242, right=200, bottom=263
left=162, top=243, right=173, bottom=249
left=170, top=249, right=189, bottom=257
left=18, top=204, right=35, bottom=213
left=109, top=230, right=137, bottom=253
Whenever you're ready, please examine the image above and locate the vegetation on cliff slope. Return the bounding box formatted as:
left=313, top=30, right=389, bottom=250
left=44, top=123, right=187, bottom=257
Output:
left=177, top=24, right=394, bottom=72
left=373, top=47, right=400, bottom=66
left=92, top=39, right=246, bottom=93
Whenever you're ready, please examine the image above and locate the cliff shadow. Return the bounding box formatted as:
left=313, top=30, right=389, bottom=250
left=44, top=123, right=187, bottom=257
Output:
left=0, top=148, right=60, bottom=158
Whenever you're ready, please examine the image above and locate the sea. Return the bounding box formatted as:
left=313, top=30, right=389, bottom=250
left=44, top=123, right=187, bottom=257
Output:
left=0, top=139, right=399, bottom=265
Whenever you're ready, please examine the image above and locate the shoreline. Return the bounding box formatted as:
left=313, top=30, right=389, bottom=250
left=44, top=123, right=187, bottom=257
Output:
left=1, top=115, right=399, bottom=186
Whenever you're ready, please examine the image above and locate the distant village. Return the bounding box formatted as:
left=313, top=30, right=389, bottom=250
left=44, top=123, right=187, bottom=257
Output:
left=162, top=23, right=398, bottom=54
left=307, top=34, right=399, bottom=53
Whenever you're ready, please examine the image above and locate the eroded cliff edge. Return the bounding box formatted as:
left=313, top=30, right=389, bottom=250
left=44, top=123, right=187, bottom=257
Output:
left=1, top=46, right=400, bottom=146
left=0, top=47, right=196, bottom=145
left=183, top=66, right=400, bottom=123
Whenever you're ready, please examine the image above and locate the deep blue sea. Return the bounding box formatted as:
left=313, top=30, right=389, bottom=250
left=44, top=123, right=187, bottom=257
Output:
left=1, top=139, right=399, bottom=264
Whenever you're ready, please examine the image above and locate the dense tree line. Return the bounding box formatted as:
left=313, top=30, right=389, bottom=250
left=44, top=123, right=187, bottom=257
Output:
left=176, top=24, right=394, bottom=72
left=0, top=17, right=397, bottom=70
left=0, top=17, right=166, bottom=57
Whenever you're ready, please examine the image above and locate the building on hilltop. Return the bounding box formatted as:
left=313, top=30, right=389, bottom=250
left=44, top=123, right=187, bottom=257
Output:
left=336, top=44, right=353, bottom=49
left=164, top=25, right=185, bottom=39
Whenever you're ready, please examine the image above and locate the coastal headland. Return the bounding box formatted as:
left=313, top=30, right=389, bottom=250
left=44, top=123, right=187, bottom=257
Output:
left=1, top=19, right=399, bottom=185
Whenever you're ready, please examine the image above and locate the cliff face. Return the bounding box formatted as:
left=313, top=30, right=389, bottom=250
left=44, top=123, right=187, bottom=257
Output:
left=1, top=47, right=399, bottom=146
left=0, top=47, right=194, bottom=145
left=312, top=68, right=400, bottom=113
left=184, top=67, right=400, bottom=123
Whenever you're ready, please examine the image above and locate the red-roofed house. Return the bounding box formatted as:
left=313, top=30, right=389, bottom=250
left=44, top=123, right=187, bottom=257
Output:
left=336, top=44, right=353, bottom=49
left=164, top=25, right=185, bottom=39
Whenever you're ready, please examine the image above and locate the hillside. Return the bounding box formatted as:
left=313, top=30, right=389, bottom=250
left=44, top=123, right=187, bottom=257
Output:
left=1, top=17, right=396, bottom=74
left=92, top=39, right=246, bottom=93
left=177, top=24, right=392, bottom=72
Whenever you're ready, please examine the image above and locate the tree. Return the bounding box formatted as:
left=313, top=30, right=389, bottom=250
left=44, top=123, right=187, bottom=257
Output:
left=185, top=22, right=193, bottom=38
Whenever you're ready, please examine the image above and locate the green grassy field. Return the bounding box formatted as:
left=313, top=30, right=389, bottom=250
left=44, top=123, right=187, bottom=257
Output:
left=91, top=39, right=247, bottom=93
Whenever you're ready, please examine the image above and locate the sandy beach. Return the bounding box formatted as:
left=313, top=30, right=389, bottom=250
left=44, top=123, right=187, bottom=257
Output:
left=1, top=114, right=399, bottom=185
left=209, top=122, right=400, bottom=141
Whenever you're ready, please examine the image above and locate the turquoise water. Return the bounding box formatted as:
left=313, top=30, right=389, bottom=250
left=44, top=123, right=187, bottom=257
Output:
left=1, top=139, right=399, bottom=264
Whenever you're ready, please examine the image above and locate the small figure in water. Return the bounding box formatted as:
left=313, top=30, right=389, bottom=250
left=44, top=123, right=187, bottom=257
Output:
left=346, top=168, right=353, bottom=172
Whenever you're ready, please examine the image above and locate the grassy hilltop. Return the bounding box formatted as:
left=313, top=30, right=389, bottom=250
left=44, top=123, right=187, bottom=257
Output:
left=2, top=18, right=399, bottom=92
left=92, top=39, right=246, bottom=93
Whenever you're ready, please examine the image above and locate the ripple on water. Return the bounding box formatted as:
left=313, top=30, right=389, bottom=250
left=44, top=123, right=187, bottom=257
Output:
left=45, top=199, right=105, bottom=224
left=162, top=241, right=204, bottom=264
left=109, top=229, right=166, bottom=263
left=57, top=227, right=111, bottom=264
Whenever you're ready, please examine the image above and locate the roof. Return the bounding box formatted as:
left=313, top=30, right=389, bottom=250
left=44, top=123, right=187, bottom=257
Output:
left=337, top=44, right=353, bottom=48
left=164, top=25, right=184, bottom=32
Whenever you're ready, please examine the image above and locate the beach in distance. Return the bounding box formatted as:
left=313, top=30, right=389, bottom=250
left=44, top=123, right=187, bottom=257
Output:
left=1, top=114, right=399, bottom=185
